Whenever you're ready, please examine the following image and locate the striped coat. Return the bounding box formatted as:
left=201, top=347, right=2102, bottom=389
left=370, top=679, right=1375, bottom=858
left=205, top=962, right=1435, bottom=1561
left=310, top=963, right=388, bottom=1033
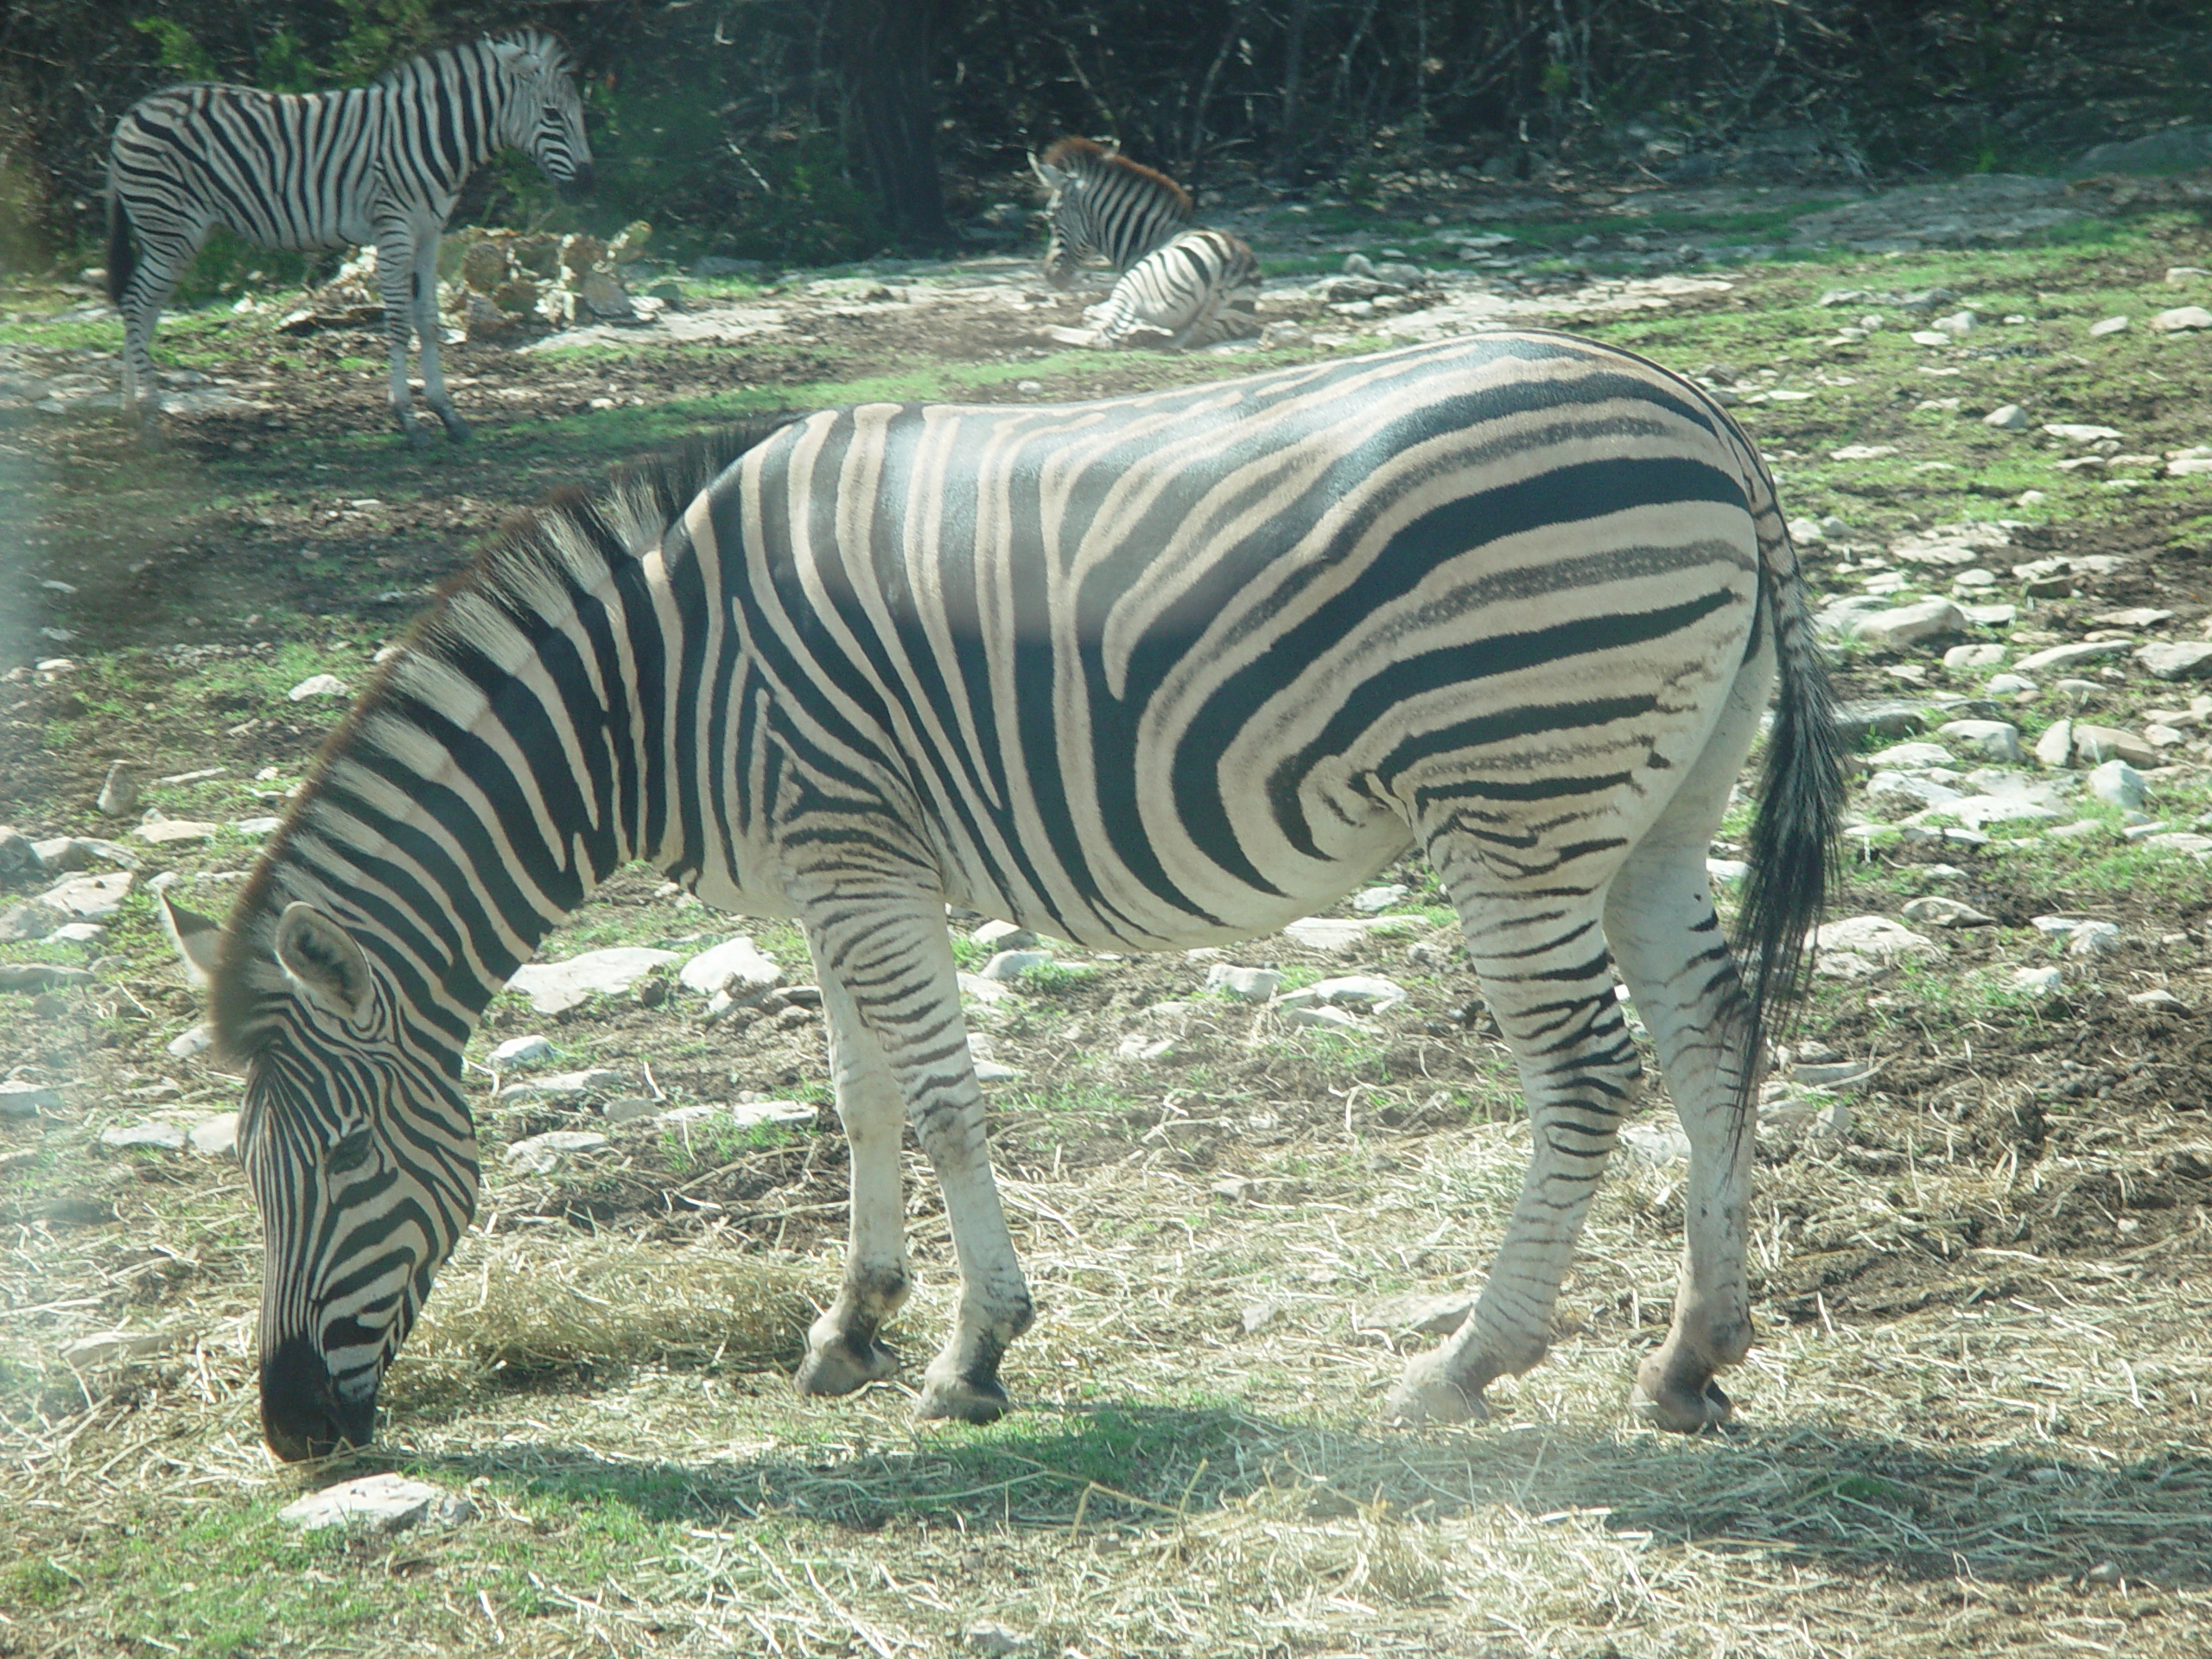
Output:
left=181, top=332, right=1838, bottom=1459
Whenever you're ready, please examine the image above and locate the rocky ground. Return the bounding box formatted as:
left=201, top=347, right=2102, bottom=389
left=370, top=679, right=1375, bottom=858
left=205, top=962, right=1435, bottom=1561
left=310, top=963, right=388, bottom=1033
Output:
left=3, top=171, right=2212, bottom=1656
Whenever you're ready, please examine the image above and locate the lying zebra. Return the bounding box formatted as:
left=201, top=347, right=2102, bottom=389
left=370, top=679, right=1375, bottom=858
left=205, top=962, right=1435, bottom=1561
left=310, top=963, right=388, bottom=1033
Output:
left=165, top=332, right=1840, bottom=1460
left=106, top=30, right=592, bottom=443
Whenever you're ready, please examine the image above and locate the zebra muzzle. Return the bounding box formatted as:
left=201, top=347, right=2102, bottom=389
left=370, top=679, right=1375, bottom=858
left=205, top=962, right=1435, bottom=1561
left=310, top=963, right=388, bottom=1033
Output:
left=260, top=1334, right=378, bottom=1462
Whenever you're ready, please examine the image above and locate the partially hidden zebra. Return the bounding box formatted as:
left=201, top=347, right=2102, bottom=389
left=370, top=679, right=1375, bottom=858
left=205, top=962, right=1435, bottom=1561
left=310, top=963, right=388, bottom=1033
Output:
left=163, top=333, right=1840, bottom=1461
left=1090, top=227, right=1261, bottom=350
left=106, top=30, right=593, bottom=443
left=1029, top=135, right=1193, bottom=289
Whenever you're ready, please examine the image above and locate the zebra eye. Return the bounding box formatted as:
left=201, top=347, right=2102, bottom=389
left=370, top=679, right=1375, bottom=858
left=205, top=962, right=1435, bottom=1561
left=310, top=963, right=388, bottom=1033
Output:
left=326, top=1128, right=375, bottom=1175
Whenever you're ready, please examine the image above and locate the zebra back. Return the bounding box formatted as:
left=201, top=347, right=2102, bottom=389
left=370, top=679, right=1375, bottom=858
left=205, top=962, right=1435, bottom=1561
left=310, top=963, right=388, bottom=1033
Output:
left=1032, top=136, right=1194, bottom=288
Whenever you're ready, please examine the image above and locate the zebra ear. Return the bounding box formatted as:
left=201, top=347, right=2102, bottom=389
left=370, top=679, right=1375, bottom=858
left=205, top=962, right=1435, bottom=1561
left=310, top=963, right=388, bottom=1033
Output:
left=157, top=890, right=222, bottom=988
left=273, top=903, right=376, bottom=1025
left=1031, top=156, right=1067, bottom=191
left=490, top=41, right=544, bottom=78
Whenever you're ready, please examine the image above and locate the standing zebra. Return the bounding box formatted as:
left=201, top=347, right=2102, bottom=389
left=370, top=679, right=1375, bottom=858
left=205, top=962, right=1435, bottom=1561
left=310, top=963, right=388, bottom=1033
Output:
left=166, top=333, right=1840, bottom=1460
left=1030, top=136, right=1193, bottom=289
left=106, top=30, right=593, bottom=443
left=1090, top=227, right=1262, bottom=350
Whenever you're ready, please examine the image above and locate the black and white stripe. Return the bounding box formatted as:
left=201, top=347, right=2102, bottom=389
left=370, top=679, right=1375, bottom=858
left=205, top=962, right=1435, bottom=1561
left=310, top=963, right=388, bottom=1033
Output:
left=180, top=333, right=1840, bottom=1459
left=1030, top=135, right=1193, bottom=289
left=105, top=29, right=592, bottom=442
left=1091, top=228, right=1261, bottom=349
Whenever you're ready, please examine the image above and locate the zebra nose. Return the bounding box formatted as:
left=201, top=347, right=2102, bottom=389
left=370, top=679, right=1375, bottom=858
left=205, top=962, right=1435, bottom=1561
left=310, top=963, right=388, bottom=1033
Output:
left=563, top=162, right=595, bottom=195
left=260, top=1335, right=377, bottom=1462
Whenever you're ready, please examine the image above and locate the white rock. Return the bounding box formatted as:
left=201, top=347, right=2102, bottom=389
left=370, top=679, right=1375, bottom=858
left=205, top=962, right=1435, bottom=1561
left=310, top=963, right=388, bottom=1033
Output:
left=286, top=674, right=348, bottom=701
left=1787, top=517, right=1825, bottom=543
left=1815, top=915, right=1941, bottom=961
left=678, top=936, right=782, bottom=996
left=957, top=971, right=1012, bottom=1003
left=729, top=1099, right=815, bottom=1129
left=167, top=1023, right=214, bottom=1059
left=980, top=949, right=1052, bottom=982
left=1290, top=974, right=1409, bottom=1011
left=969, top=918, right=1039, bottom=950
left=1814, top=950, right=1883, bottom=981
left=1618, top=1122, right=1692, bottom=1164
left=2088, top=316, right=2131, bottom=338
left=2034, top=720, right=2075, bottom=768
left=2066, top=921, right=2123, bottom=958
left=1899, top=895, right=1996, bottom=927
left=232, top=817, right=283, bottom=836
left=504, top=1129, right=610, bottom=1173
left=60, top=1330, right=168, bottom=1368
left=1909, top=330, right=1950, bottom=346
left=1351, top=884, right=1408, bottom=913
left=2145, top=832, right=2212, bottom=859
left=489, top=1034, right=556, bottom=1068
left=2135, top=642, right=2212, bottom=681
left=1943, top=643, right=2005, bottom=669
left=1278, top=1003, right=1369, bottom=1032
left=498, top=1068, right=626, bottom=1101
left=2087, top=760, right=2147, bottom=810
left=2130, top=988, right=2188, bottom=1010
left=1706, top=858, right=1748, bottom=886
left=972, top=1058, right=1024, bottom=1082
left=2151, top=307, right=2212, bottom=334
left=135, top=819, right=219, bottom=846
left=1282, top=916, right=1413, bottom=951
left=1933, top=309, right=1977, bottom=335
left=963, top=1621, right=1036, bottom=1656
left=2013, top=641, right=2129, bottom=676
left=1868, top=741, right=1955, bottom=769
left=2011, top=965, right=2063, bottom=995
left=1986, top=673, right=2037, bottom=696
left=1829, top=444, right=1899, bottom=461
left=279, top=1474, right=474, bottom=1533
left=1948, top=795, right=2061, bottom=830
left=1855, top=599, right=1967, bottom=652
left=1205, top=963, right=1280, bottom=1001
left=1982, top=404, right=2029, bottom=429
left=1936, top=719, right=2023, bottom=764
left=2043, top=423, right=2122, bottom=442
left=41, top=870, right=132, bottom=918
left=507, top=946, right=677, bottom=1013
left=187, top=1112, right=238, bottom=1158
left=0, top=1080, right=59, bottom=1117
left=99, top=1121, right=188, bottom=1151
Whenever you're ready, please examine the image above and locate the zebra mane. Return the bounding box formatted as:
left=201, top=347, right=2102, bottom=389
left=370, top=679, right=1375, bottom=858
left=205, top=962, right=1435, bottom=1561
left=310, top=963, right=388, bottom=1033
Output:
left=1039, top=137, right=1193, bottom=213
left=210, top=418, right=798, bottom=1059
left=375, top=29, right=572, bottom=89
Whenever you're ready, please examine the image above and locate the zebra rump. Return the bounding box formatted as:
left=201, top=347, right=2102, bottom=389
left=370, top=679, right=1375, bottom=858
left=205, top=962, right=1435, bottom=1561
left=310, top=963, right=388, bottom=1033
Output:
left=1091, top=228, right=1262, bottom=349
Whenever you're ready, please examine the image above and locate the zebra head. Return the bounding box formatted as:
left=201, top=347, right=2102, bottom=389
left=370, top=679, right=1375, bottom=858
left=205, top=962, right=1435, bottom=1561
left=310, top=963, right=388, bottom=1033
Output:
left=165, top=892, right=478, bottom=1462
left=1029, top=149, right=1085, bottom=289
left=489, top=33, right=594, bottom=194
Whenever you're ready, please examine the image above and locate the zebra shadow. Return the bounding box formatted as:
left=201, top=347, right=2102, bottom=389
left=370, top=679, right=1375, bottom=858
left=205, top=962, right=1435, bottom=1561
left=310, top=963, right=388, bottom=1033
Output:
left=401, top=1400, right=2212, bottom=1586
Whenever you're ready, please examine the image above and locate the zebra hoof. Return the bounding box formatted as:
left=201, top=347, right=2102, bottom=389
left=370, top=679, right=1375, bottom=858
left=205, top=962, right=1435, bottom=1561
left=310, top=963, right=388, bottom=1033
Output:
left=914, top=1370, right=1009, bottom=1426
left=440, top=416, right=474, bottom=443
left=1631, top=1351, right=1737, bottom=1434
left=401, top=425, right=432, bottom=450
left=1384, top=1361, right=1491, bottom=1428
left=793, top=1333, right=899, bottom=1398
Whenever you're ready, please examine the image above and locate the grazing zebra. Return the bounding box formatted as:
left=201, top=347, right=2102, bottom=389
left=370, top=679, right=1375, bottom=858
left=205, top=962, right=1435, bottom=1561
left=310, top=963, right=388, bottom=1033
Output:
left=105, top=30, right=593, bottom=443
left=1091, top=228, right=1261, bottom=349
left=166, top=333, right=1839, bottom=1460
left=1030, top=136, right=1193, bottom=289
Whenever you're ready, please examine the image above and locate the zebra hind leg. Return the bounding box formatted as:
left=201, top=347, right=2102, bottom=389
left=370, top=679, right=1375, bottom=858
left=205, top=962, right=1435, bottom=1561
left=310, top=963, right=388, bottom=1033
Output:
left=372, top=226, right=429, bottom=446
left=1385, top=830, right=1643, bottom=1427
left=410, top=230, right=470, bottom=442
left=794, top=975, right=912, bottom=1399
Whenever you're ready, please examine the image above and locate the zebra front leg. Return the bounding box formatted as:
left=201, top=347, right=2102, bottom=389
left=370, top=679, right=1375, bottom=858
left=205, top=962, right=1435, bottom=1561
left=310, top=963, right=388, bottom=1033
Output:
left=801, top=899, right=1033, bottom=1423
left=410, top=228, right=470, bottom=442
left=794, top=974, right=911, bottom=1399
left=372, top=225, right=428, bottom=446
left=1388, top=851, right=1641, bottom=1425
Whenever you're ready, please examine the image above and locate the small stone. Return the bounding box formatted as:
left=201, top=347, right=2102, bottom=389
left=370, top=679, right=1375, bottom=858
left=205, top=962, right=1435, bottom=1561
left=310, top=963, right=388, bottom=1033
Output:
left=2129, top=988, right=2187, bottom=1010
left=1932, top=309, right=1977, bottom=335
left=0, top=903, right=62, bottom=943
left=99, top=1121, right=188, bottom=1152
left=1619, top=1122, right=1693, bottom=1163
left=1351, top=884, right=1408, bottom=913
left=1948, top=795, right=2060, bottom=830
left=2034, top=719, right=2075, bottom=768
left=1706, top=858, right=1748, bottom=886
left=728, top=1099, right=815, bottom=1129
left=508, top=947, right=678, bottom=1014
left=133, top=818, right=220, bottom=845
left=0, top=962, right=91, bottom=992
left=957, top=972, right=1011, bottom=1003
left=2087, top=760, right=2147, bottom=810
left=980, top=949, right=1052, bottom=982
left=1205, top=963, right=1281, bottom=1001
left=498, top=1068, right=626, bottom=1102
left=286, top=673, right=347, bottom=701
left=2093, top=608, right=2176, bottom=629
left=1829, top=444, right=1898, bottom=461
left=1278, top=1003, right=1368, bottom=1031
left=167, top=1023, right=214, bottom=1059
left=232, top=817, right=283, bottom=837
left=963, top=1621, right=1035, bottom=1656
left=2151, top=307, right=2212, bottom=334
left=971, top=1058, right=1022, bottom=1082
left=503, top=1129, right=611, bottom=1173
left=187, top=1112, right=238, bottom=1158
left=1815, top=915, right=1941, bottom=961
left=969, top=918, right=1039, bottom=950
left=2136, top=642, right=2212, bottom=681
left=1868, top=741, right=1955, bottom=769
left=0, top=1080, right=59, bottom=1118
left=41, top=870, right=132, bottom=919
left=489, top=1034, right=556, bottom=1069
left=2084, top=1561, right=2123, bottom=1587
left=279, top=1474, right=473, bottom=1533
left=1900, top=895, right=1996, bottom=927
left=2043, top=423, right=2123, bottom=442
left=1282, top=916, right=1410, bottom=951
left=1986, top=674, right=2037, bottom=696
left=1787, top=517, right=1825, bottom=543
left=2066, top=921, right=2123, bottom=959
left=1943, top=643, right=2005, bottom=670
left=2013, top=641, right=2128, bottom=677
left=60, top=1330, right=168, bottom=1367
left=2170, top=267, right=2212, bottom=286
left=1936, top=719, right=2023, bottom=764
left=2012, top=965, right=2063, bottom=995
left=1353, top=1289, right=1477, bottom=1337
left=1239, top=1299, right=1283, bottom=1334
left=1981, top=404, right=2029, bottom=430
left=2088, top=316, right=2131, bottom=338
left=1211, top=1174, right=1261, bottom=1201
left=678, top=936, right=782, bottom=997
left=1910, top=330, right=1950, bottom=346
left=95, top=761, right=139, bottom=817
left=1853, top=598, right=1967, bottom=652
left=2071, top=726, right=2158, bottom=768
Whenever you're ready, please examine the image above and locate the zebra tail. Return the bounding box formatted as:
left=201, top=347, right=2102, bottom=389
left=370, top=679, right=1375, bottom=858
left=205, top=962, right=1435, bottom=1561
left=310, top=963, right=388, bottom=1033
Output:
left=1732, top=503, right=1845, bottom=1112
left=106, top=191, right=135, bottom=308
